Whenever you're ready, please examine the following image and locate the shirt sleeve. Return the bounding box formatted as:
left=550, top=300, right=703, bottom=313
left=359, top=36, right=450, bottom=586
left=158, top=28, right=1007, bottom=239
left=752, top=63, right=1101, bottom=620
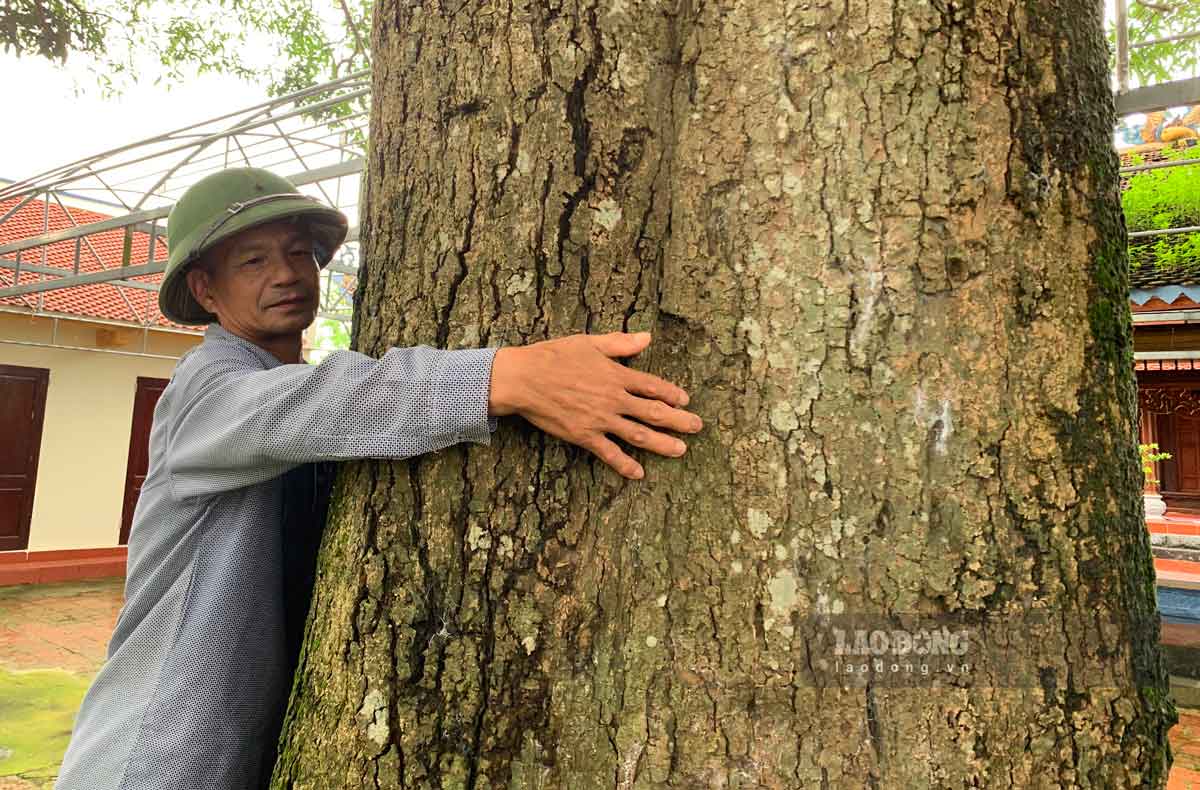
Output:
left=165, top=344, right=500, bottom=499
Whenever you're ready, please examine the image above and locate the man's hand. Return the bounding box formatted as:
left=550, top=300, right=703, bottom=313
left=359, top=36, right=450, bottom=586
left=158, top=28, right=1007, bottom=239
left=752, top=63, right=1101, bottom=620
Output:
left=487, top=331, right=703, bottom=480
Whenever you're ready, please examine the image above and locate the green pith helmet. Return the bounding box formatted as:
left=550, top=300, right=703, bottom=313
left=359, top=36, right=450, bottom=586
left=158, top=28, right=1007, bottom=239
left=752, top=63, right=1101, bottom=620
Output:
left=159, top=167, right=348, bottom=325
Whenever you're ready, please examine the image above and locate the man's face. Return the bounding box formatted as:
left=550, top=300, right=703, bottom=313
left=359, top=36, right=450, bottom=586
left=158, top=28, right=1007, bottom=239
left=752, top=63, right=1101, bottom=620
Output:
left=185, top=219, right=320, bottom=341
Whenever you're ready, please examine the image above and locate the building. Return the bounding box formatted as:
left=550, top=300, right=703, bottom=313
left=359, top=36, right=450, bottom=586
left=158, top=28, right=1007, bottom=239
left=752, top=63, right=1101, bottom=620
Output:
left=0, top=74, right=364, bottom=587
left=1118, top=123, right=1200, bottom=700
left=1123, top=130, right=1200, bottom=518
left=1134, top=266, right=1200, bottom=516
left=0, top=191, right=203, bottom=584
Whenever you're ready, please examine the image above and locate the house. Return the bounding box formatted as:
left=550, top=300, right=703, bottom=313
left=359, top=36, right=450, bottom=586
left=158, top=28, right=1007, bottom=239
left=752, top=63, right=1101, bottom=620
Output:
left=1123, top=132, right=1200, bottom=518
left=1117, top=124, right=1200, bottom=699
left=0, top=191, right=203, bottom=584
left=1134, top=264, right=1200, bottom=516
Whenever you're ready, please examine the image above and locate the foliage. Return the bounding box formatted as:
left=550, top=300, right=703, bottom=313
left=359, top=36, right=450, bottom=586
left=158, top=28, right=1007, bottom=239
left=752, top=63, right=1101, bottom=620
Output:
left=1122, top=144, right=1200, bottom=272
left=0, top=0, right=370, bottom=99
left=0, top=0, right=107, bottom=61
left=318, top=315, right=350, bottom=349
left=1108, top=0, right=1200, bottom=86
left=1140, top=442, right=1172, bottom=485
left=307, top=316, right=350, bottom=362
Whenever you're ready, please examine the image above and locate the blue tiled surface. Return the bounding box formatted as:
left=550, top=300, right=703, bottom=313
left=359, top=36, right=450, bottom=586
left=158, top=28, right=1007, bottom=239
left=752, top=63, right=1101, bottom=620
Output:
left=1159, top=586, right=1200, bottom=625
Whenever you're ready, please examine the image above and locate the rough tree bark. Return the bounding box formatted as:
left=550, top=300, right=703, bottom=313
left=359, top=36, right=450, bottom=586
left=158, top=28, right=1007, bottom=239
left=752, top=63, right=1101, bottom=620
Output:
left=272, top=0, right=1178, bottom=786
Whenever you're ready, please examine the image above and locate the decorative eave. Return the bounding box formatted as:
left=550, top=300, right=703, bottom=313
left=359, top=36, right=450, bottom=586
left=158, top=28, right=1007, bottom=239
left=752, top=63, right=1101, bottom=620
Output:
left=1132, top=285, right=1200, bottom=308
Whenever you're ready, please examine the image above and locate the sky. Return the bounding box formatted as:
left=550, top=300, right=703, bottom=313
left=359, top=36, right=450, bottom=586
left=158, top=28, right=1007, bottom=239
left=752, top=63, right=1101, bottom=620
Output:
left=0, top=47, right=356, bottom=354
left=0, top=54, right=265, bottom=185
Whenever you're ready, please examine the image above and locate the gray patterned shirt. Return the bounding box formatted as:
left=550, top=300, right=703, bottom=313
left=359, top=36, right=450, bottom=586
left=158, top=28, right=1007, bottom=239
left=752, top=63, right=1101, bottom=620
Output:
left=55, top=323, right=499, bottom=789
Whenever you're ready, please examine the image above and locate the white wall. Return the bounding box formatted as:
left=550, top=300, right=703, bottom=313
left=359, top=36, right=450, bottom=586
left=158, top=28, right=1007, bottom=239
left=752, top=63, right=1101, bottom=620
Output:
left=0, top=312, right=201, bottom=551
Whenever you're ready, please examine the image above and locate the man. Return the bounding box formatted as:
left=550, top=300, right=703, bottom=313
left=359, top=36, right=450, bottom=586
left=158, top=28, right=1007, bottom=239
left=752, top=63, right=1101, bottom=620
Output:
left=54, top=168, right=703, bottom=789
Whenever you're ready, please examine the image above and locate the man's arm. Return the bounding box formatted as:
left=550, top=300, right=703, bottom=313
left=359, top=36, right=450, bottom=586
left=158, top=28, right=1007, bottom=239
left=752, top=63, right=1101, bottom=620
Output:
left=167, top=330, right=704, bottom=499
left=166, top=344, right=498, bottom=499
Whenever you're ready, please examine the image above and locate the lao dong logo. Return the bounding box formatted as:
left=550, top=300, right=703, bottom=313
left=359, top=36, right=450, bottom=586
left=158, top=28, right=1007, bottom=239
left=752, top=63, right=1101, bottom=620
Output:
left=832, top=625, right=971, bottom=657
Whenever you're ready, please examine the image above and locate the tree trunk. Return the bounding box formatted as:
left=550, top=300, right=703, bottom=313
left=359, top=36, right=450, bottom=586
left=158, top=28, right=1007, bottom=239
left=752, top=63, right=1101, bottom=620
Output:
left=272, top=0, right=1178, bottom=786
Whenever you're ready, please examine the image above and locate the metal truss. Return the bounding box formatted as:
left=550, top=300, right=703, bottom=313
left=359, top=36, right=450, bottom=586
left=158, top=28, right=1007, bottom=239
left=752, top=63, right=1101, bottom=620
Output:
left=0, top=70, right=368, bottom=328
left=1114, top=0, right=1200, bottom=106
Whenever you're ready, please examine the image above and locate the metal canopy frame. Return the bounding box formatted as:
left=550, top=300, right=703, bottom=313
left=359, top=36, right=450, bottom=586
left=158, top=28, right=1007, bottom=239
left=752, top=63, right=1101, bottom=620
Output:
left=1113, top=0, right=1200, bottom=113
left=0, top=70, right=368, bottom=332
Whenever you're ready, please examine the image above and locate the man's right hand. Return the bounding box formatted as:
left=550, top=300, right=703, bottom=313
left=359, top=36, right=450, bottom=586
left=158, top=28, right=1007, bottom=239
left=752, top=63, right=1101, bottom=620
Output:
left=487, top=331, right=704, bottom=480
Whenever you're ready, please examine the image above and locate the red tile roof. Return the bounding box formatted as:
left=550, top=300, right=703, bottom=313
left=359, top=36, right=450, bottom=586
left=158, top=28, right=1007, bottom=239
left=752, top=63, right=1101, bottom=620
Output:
left=0, top=196, right=199, bottom=330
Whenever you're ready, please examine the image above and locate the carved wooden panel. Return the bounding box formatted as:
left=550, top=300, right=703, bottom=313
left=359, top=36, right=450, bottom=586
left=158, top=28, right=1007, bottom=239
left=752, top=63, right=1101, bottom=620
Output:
left=1139, top=387, right=1200, bottom=417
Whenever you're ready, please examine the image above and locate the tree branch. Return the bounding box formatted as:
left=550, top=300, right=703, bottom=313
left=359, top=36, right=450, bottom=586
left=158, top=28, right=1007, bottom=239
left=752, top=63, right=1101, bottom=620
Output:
left=1135, top=0, right=1177, bottom=13
left=336, top=0, right=367, bottom=59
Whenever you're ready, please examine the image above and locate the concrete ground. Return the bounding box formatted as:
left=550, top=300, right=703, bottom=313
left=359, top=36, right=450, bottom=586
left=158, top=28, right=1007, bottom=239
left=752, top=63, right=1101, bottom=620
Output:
left=1, top=578, right=1200, bottom=787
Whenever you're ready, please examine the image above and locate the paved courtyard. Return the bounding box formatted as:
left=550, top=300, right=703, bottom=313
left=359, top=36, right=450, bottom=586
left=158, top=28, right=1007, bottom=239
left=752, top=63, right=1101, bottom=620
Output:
left=0, top=578, right=122, bottom=789
left=1, top=578, right=1199, bottom=787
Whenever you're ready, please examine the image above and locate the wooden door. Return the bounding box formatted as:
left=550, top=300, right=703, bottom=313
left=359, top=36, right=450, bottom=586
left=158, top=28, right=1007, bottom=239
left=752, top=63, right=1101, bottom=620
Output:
left=0, top=364, right=49, bottom=551
left=1157, top=412, right=1180, bottom=493
left=1177, top=414, right=1200, bottom=494
left=119, top=377, right=168, bottom=545
left=1154, top=409, right=1200, bottom=513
